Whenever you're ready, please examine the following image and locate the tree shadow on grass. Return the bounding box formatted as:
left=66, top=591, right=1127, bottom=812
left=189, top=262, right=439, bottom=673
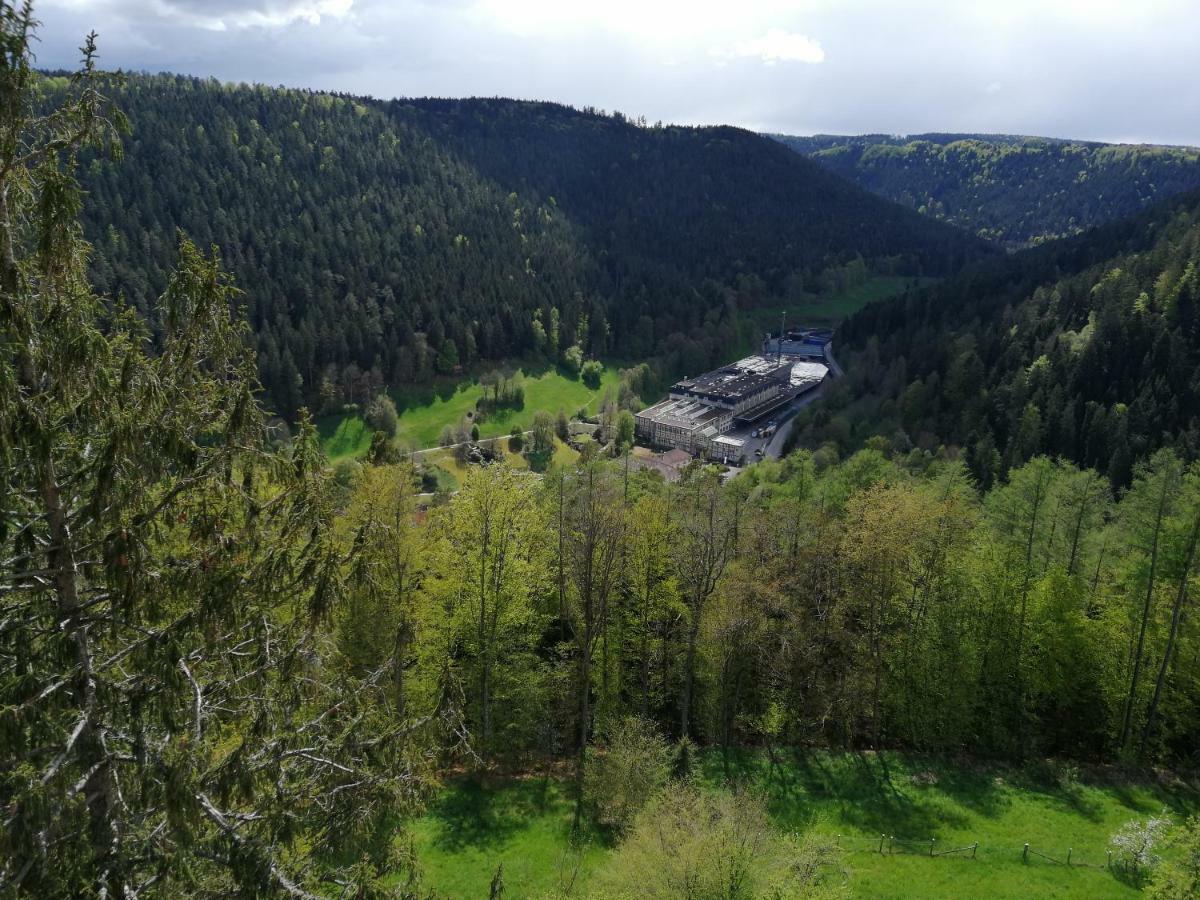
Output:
left=707, top=748, right=1004, bottom=839
left=424, top=775, right=583, bottom=853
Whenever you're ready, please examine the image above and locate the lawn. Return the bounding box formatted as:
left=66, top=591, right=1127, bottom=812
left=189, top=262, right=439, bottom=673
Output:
left=319, top=365, right=621, bottom=460
left=407, top=751, right=1198, bottom=899
left=410, top=777, right=608, bottom=899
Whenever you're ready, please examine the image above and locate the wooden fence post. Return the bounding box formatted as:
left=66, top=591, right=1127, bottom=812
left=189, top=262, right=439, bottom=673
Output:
left=1023, top=843, right=1029, bottom=864
left=930, top=838, right=936, bottom=857
left=971, top=842, right=978, bottom=859
left=879, top=833, right=885, bottom=854
left=1067, top=848, right=1072, bottom=865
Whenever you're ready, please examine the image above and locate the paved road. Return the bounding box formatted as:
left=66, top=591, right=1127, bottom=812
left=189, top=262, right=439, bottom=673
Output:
left=764, top=344, right=842, bottom=460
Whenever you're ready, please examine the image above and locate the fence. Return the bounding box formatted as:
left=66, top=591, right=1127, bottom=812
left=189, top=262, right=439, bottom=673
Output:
left=825, top=833, right=1114, bottom=870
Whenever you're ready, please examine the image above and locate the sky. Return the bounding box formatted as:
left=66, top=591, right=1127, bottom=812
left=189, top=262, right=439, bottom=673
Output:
left=33, top=0, right=1200, bottom=146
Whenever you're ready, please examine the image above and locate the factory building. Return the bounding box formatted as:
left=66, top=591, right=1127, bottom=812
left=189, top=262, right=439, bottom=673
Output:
left=763, top=327, right=834, bottom=359
left=635, top=356, right=794, bottom=453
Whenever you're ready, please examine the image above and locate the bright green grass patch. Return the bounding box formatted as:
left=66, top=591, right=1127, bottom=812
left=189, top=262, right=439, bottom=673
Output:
left=410, top=777, right=608, bottom=899
left=317, top=414, right=372, bottom=461
left=320, top=366, right=621, bottom=459
left=703, top=750, right=1196, bottom=899
left=409, top=752, right=1197, bottom=899
left=394, top=366, right=620, bottom=449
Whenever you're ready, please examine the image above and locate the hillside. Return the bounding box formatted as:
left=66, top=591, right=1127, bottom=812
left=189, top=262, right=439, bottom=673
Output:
left=794, top=186, right=1200, bottom=487
left=773, top=132, right=1200, bottom=248
left=66, top=75, right=992, bottom=417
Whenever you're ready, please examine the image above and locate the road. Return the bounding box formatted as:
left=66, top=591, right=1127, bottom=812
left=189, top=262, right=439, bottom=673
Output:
left=763, top=344, right=842, bottom=460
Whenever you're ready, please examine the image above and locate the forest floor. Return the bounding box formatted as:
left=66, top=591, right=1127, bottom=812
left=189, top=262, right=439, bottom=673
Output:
left=318, top=364, right=621, bottom=460
left=408, top=749, right=1198, bottom=899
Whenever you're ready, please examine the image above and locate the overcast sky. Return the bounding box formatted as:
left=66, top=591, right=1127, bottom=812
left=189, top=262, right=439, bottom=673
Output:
left=34, top=0, right=1200, bottom=145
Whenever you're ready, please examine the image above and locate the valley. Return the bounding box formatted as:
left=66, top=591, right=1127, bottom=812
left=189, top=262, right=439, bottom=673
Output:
left=7, top=5, right=1200, bottom=898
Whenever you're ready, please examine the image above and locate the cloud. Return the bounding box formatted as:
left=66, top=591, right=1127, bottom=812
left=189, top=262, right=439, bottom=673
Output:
left=151, top=0, right=354, bottom=31
left=32, top=0, right=1200, bottom=146
left=725, top=28, right=825, bottom=65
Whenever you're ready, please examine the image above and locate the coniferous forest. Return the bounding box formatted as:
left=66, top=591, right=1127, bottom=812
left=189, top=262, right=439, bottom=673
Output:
left=5, top=5, right=1200, bottom=898
left=62, top=74, right=990, bottom=418
left=774, top=132, right=1200, bottom=248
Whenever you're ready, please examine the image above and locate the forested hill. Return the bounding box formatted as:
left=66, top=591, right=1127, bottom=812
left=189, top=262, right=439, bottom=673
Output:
left=772, top=132, right=1200, bottom=248
left=799, top=186, right=1200, bottom=488
left=63, top=74, right=991, bottom=417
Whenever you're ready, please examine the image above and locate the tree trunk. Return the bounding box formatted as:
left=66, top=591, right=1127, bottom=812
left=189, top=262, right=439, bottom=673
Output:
left=1119, top=473, right=1173, bottom=750
left=1140, top=505, right=1200, bottom=755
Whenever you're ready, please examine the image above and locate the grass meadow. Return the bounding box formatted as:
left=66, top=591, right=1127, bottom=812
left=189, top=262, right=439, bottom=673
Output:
left=409, top=751, right=1197, bottom=899
left=318, top=364, right=620, bottom=460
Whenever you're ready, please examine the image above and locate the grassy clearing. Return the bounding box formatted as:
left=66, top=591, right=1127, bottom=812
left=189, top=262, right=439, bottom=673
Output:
left=408, top=751, right=1197, bottom=899
left=750, top=276, right=936, bottom=331
left=319, top=365, right=620, bottom=460
left=317, top=414, right=373, bottom=461
left=410, top=778, right=608, bottom=899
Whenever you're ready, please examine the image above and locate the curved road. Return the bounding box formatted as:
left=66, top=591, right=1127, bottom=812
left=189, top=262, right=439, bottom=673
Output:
left=764, top=344, right=842, bottom=460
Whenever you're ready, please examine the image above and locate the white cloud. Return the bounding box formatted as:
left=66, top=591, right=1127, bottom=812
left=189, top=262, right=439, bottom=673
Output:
left=725, top=28, right=825, bottom=64
left=148, top=0, right=354, bottom=31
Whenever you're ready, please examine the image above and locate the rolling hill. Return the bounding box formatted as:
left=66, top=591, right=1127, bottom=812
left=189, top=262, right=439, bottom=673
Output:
left=773, top=132, right=1200, bottom=248
left=64, top=74, right=993, bottom=415
left=795, top=185, right=1200, bottom=487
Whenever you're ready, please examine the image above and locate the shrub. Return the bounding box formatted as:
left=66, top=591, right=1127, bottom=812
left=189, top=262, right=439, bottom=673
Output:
left=584, top=717, right=672, bottom=831
left=563, top=344, right=583, bottom=376
left=581, top=359, right=603, bottom=389
left=365, top=393, right=398, bottom=438
left=508, top=427, right=524, bottom=453
left=598, top=785, right=842, bottom=899
left=555, top=409, right=570, bottom=442
left=1149, top=816, right=1200, bottom=899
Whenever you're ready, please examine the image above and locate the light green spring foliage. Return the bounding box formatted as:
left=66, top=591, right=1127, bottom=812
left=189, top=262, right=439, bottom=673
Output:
left=1148, top=816, right=1200, bottom=899
left=0, top=8, right=435, bottom=896
left=583, top=716, right=673, bottom=830
left=596, top=785, right=845, bottom=900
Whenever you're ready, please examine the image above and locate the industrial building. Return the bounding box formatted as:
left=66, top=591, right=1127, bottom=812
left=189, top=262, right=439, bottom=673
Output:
left=635, top=352, right=827, bottom=456
left=763, top=327, right=834, bottom=359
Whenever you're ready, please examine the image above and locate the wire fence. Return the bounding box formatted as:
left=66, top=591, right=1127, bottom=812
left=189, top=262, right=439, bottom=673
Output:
left=828, top=833, right=1115, bottom=870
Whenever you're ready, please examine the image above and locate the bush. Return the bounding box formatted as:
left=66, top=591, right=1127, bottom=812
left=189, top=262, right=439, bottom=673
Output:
left=508, top=427, right=524, bottom=453
left=563, top=344, right=583, bottom=377
left=365, top=393, right=399, bottom=438
left=555, top=409, right=570, bottom=442
left=1149, top=816, right=1200, bottom=898
left=584, top=717, right=672, bottom=831
left=598, top=785, right=842, bottom=899
left=581, top=359, right=603, bottom=389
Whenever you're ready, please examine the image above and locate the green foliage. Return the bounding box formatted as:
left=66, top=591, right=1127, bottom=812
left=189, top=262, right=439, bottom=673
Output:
left=414, top=754, right=1197, bottom=899
left=597, top=785, right=841, bottom=899
left=581, top=358, right=603, bottom=388
left=817, top=188, right=1200, bottom=488
left=0, top=20, right=434, bottom=894
left=1149, top=816, right=1200, bottom=899
left=366, top=392, right=400, bottom=437
left=777, top=132, right=1200, bottom=248
left=584, top=717, right=673, bottom=831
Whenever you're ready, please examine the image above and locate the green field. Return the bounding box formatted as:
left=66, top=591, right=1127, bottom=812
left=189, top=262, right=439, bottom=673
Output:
left=409, top=751, right=1197, bottom=899
left=758, top=276, right=935, bottom=328
left=319, top=365, right=620, bottom=459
